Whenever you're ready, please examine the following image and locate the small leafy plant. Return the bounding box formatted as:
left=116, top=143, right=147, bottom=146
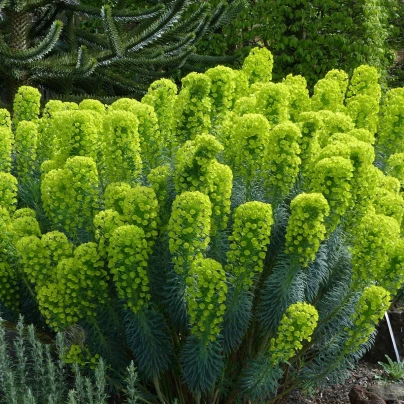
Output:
left=378, top=355, right=404, bottom=381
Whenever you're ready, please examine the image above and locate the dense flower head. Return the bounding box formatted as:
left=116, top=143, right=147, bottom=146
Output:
left=15, top=120, right=38, bottom=181
left=345, top=285, right=390, bottom=353
left=101, top=110, right=142, bottom=184
left=12, top=216, right=41, bottom=242
left=226, top=201, right=273, bottom=289
left=0, top=172, right=17, bottom=212
left=79, top=99, right=105, bottom=114
left=233, top=70, right=249, bottom=100
left=13, top=86, right=41, bottom=125
left=104, top=182, right=132, bottom=216
left=0, top=108, right=11, bottom=129
left=0, top=262, right=19, bottom=310
left=242, top=47, right=274, bottom=84
left=311, top=77, right=345, bottom=113
left=383, top=240, right=404, bottom=294
left=233, top=96, right=257, bottom=116
left=205, top=65, right=236, bottom=117
left=122, top=186, right=159, bottom=252
left=373, top=186, right=404, bottom=227
left=51, top=110, right=99, bottom=167
left=168, top=191, right=212, bottom=275
left=108, top=225, right=150, bottom=313
left=111, top=98, right=162, bottom=169
left=387, top=153, right=404, bottom=188
left=282, top=74, right=310, bottom=121
left=175, top=72, right=212, bottom=143
left=285, top=193, right=330, bottom=266
left=346, top=65, right=381, bottom=103
left=0, top=127, right=13, bottom=172
left=316, top=110, right=354, bottom=147
left=255, top=82, right=290, bottom=125
left=351, top=213, right=400, bottom=287
left=263, top=121, right=301, bottom=198
left=94, top=209, right=124, bottom=258
left=13, top=208, right=36, bottom=219
left=324, top=69, right=349, bottom=98
left=186, top=257, right=227, bottom=342
left=269, top=302, right=318, bottom=364
left=346, top=95, right=379, bottom=134
left=0, top=206, right=13, bottom=256
left=310, top=156, right=354, bottom=231
left=38, top=242, right=108, bottom=330
left=346, top=128, right=375, bottom=144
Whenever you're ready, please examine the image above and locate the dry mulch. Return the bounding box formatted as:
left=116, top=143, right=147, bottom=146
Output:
left=287, top=361, right=403, bottom=403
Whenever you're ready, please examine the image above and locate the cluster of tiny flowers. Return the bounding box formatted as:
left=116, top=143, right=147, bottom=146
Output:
left=0, top=262, right=19, bottom=311
left=186, top=257, right=227, bottom=342
left=324, top=69, right=349, bottom=101
left=38, top=243, right=108, bottom=331
left=387, top=153, right=404, bottom=188
left=382, top=240, right=404, bottom=294
left=315, top=111, right=354, bottom=147
left=41, top=156, right=99, bottom=236
left=268, top=302, right=318, bottom=364
left=122, top=186, right=159, bottom=253
left=0, top=172, right=18, bottom=212
left=175, top=72, right=212, bottom=143
left=104, top=182, right=132, bottom=216
left=351, top=213, right=400, bottom=287
left=373, top=184, right=404, bottom=227
left=255, top=83, right=290, bottom=125
left=94, top=210, right=124, bottom=258
left=263, top=122, right=302, bottom=198
left=0, top=207, right=13, bottom=256
left=232, top=96, right=257, bottom=116
left=16, top=231, right=72, bottom=290
left=107, top=225, right=150, bottom=313
left=147, top=165, right=172, bottom=230
left=285, top=193, right=330, bottom=267
left=310, top=156, right=354, bottom=231
left=226, top=201, right=273, bottom=290
left=15, top=121, right=38, bottom=181
left=51, top=110, right=99, bottom=167
left=12, top=216, right=41, bottom=242
left=346, top=65, right=381, bottom=103
left=79, top=99, right=106, bottom=114
left=0, top=127, right=13, bottom=172
left=205, top=66, right=236, bottom=118
left=346, top=128, right=374, bottom=144
left=311, top=77, right=346, bottom=113
left=242, top=47, right=273, bottom=84
left=227, top=113, right=270, bottom=181
left=344, top=285, right=390, bottom=353
left=142, top=78, right=178, bottom=149
left=168, top=191, right=212, bottom=275
left=101, top=110, right=142, bottom=184
left=0, top=108, right=11, bottom=129
left=12, top=86, right=41, bottom=125
left=346, top=95, right=379, bottom=135
left=174, top=134, right=223, bottom=195
left=207, top=161, right=233, bottom=234
left=111, top=99, right=162, bottom=169
left=282, top=74, right=310, bottom=122
left=233, top=70, right=249, bottom=100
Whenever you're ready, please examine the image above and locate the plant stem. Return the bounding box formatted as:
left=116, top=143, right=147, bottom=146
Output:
left=154, top=375, right=166, bottom=404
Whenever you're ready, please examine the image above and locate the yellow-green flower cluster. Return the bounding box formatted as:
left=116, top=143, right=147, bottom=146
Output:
left=285, top=193, right=330, bottom=267
left=0, top=262, right=19, bottom=311
left=13, top=208, right=36, bottom=219
left=268, top=302, right=318, bottom=364
left=107, top=225, right=150, bottom=313
left=382, top=240, right=404, bottom=294
left=38, top=242, right=108, bottom=331
left=282, top=74, right=310, bottom=122
left=255, top=83, right=290, bottom=125
left=142, top=78, right=178, bottom=151
left=15, top=121, right=38, bottom=181
left=310, top=157, right=354, bottom=231
left=263, top=122, right=301, bottom=198
left=344, top=285, right=390, bottom=353
left=51, top=110, right=99, bottom=167
left=351, top=213, right=399, bottom=287
left=346, top=128, right=374, bottom=144
left=168, top=191, right=212, bottom=275
left=101, top=110, right=142, bottom=184
left=0, top=127, right=13, bottom=172
left=346, top=95, right=379, bottom=135
left=175, top=72, right=212, bottom=143
left=226, top=201, right=273, bottom=290
left=12, top=216, right=41, bottom=242
left=0, top=109, right=11, bottom=129
left=147, top=165, right=172, bottom=230
left=233, top=96, right=257, bottom=116
left=0, top=207, right=13, bottom=256
left=242, top=47, right=274, bottom=85
left=227, top=113, right=270, bottom=182
left=104, top=182, right=132, bottom=216
left=94, top=209, right=124, bottom=258
left=311, top=77, right=345, bottom=113
left=324, top=69, right=349, bottom=98
left=122, top=186, right=159, bottom=253
left=111, top=99, right=162, bottom=169
left=207, top=161, right=233, bottom=234
left=0, top=172, right=18, bottom=212
left=205, top=66, right=236, bottom=118
left=316, top=111, right=354, bottom=147
left=346, top=65, right=381, bottom=103
left=186, top=257, right=227, bottom=342
left=13, top=86, right=41, bottom=125
left=41, top=156, right=99, bottom=236
left=174, top=134, right=223, bottom=194
left=233, top=70, right=249, bottom=100
left=373, top=185, right=404, bottom=227
left=79, top=99, right=105, bottom=114
left=16, top=231, right=72, bottom=289
left=387, top=153, right=404, bottom=188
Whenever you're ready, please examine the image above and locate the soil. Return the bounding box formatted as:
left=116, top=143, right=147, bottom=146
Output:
left=287, top=361, right=403, bottom=404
